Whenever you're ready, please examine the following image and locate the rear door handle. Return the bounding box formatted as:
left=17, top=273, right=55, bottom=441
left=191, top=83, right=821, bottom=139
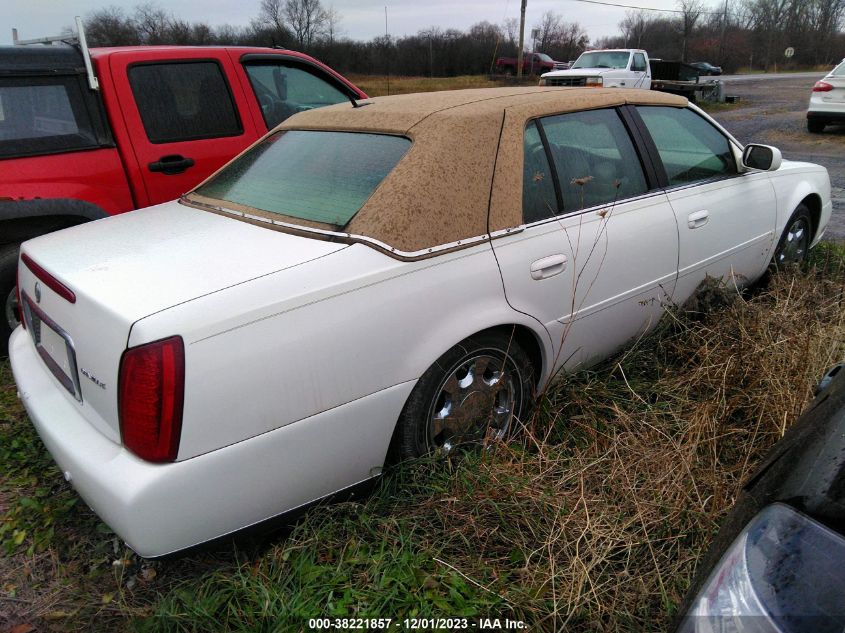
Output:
left=688, top=209, right=710, bottom=229
left=148, top=155, right=195, bottom=175
left=530, top=254, right=568, bottom=280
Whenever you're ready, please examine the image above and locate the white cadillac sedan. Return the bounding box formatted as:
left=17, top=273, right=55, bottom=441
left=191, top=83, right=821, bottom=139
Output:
left=9, top=88, right=831, bottom=557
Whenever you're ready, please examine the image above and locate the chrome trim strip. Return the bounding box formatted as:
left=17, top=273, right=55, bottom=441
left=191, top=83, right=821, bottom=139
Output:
left=183, top=197, right=524, bottom=260
left=520, top=189, right=668, bottom=230
left=22, top=292, right=83, bottom=403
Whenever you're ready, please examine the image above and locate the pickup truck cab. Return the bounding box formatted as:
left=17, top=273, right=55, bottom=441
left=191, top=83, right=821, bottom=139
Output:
left=0, top=44, right=365, bottom=353
left=539, top=49, right=651, bottom=89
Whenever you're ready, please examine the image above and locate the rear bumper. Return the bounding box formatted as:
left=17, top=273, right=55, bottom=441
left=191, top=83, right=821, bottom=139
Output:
left=807, top=109, right=845, bottom=122
left=9, top=327, right=414, bottom=557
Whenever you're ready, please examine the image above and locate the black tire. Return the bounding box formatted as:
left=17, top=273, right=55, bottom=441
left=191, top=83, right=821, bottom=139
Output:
left=395, top=331, right=535, bottom=459
left=772, top=204, right=812, bottom=269
left=807, top=119, right=825, bottom=134
left=1, top=244, right=20, bottom=357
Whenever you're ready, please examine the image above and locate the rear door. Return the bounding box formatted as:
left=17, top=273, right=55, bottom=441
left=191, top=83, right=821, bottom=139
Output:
left=633, top=105, right=776, bottom=301
left=109, top=49, right=261, bottom=207
left=491, top=107, right=679, bottom=372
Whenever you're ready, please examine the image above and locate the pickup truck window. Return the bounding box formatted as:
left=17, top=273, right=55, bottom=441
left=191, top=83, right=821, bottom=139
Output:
left=632, top=53, right=647, bottom=72
left=128, top=61, right=242, bottom=144
left=538, top=109, right=648, bottom=213
left=0, top=77, right=98, bottom=158
left=572, top=51, right=630, bottom=70
left=244, top=63, right=349, bottom=129
left=637, top=106, right=737, bottom=186
left=194, top=130, right=411, bottom=227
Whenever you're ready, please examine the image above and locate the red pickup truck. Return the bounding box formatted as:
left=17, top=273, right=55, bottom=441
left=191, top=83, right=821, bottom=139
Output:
left=495, top=53, right=563, bottom=75
left=0, top=44, right=366, bottom=353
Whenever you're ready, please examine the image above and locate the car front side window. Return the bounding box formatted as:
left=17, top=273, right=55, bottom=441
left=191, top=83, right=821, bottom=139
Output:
left=637, top=106, right=737, bottom=186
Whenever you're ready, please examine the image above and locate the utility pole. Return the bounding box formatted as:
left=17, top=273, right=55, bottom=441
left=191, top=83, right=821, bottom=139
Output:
left=718, top=0, right=728, bottom=65
left=516, top=0, right=527, bottom=79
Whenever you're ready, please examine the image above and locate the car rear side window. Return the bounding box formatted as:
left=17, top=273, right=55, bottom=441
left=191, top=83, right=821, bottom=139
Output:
left=0, top=77, right=98, bottom=158
left=244, top=62, right=349, bottom=129
left=194, top=130, right=411, bottom=227
left=637, top=106, right=737, bottom=186
left=536, top=108, right=648, bottom=214
left=128, top=62, right=241, bottom=144
left=522, top=122, right=558, bottom=223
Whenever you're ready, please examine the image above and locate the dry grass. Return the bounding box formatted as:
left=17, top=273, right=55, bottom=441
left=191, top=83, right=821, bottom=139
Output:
left=3, top=250, right=845, bottom=631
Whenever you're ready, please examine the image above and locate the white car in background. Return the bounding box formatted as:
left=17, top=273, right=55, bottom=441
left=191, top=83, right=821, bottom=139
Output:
left=807, top=58, right=845, bottom=133
left=9, top=87, right=831, bottom=557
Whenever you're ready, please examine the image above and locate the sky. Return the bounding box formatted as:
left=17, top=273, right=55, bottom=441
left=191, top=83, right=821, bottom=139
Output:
left=4, top=0, right=697, bottom=46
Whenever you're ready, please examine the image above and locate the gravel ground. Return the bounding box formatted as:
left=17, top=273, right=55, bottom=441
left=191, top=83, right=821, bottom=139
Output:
left=707, top=75, right=845, bottom=239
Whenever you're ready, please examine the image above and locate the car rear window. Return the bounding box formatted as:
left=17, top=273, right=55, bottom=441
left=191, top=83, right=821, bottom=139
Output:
left=832, top=61, right=845, bottom=76
left=194, top=130, right=411, bottom=227
left=0, top=76, right=99, bottom=158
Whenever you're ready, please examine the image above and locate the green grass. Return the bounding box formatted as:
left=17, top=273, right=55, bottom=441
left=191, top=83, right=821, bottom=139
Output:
left=3, top=243, right=845, bottom=631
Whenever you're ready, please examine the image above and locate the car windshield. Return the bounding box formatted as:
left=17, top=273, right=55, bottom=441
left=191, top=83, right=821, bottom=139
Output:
left=194, top=130, right=411, bottom=227
left=832, top=61, right=845, bottom=76
left=537, top=54, right=553, bottom=62
left=572, top=52, right=630, bottom=69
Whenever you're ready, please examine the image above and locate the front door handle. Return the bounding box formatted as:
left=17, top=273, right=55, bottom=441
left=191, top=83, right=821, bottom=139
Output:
left=530, top=254, right=568, bottom=280
left=148, top=155, right=195, bottom=175
left=688, top=209, right=710, bottom=229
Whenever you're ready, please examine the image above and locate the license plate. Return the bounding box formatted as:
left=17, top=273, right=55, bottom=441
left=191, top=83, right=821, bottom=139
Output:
left=23, top=293, right=83, bottom=402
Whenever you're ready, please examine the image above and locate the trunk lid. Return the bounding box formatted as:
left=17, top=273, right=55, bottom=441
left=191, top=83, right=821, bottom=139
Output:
left=17, top=201, right=347, bottom=443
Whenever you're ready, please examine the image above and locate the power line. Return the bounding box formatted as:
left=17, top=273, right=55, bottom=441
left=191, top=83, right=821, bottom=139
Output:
left=567, top=0, right=723, bottom=15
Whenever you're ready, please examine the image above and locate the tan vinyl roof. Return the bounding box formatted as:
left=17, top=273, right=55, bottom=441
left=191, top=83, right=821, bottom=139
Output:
left=222, top=87, right=687, bottom=256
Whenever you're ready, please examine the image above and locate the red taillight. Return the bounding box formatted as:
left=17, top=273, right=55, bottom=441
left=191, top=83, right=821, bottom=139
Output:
left=118, top=336, right=185, bottom=463
left=21, top=252, right=76, bottom=304
left=813, top=81, right=834, bottom=92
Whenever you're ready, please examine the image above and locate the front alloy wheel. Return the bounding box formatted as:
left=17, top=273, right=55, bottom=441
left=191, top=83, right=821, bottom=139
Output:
left=774, top=208, right=811, bottom=267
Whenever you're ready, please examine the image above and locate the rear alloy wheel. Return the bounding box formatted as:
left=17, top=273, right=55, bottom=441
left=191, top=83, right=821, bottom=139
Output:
left=395, top=332, right=534, bottom=459
left=807, top=119, right=825, bottom=134
left=1, top=245, right=20, bottom=357
left=773, top=205, right=812, bottom=268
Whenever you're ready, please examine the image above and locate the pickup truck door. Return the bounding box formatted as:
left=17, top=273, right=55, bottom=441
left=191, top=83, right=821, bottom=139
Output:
left=490, top=107, right=678, bottom=373
left=107, top=49, right=262, bottom=207
left=631, top=52, right=651, bottom=89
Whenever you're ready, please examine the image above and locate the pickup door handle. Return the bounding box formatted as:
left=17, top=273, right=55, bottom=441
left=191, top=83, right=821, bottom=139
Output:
left=530, top=254, right=568, bottom=280
left=148, top=155, right=195, bottom=175
left=688, top=209, right=710, bottom=229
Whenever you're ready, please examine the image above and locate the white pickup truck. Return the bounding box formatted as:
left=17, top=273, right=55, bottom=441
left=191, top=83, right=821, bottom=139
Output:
left=539, top=49, right=651, bottom=89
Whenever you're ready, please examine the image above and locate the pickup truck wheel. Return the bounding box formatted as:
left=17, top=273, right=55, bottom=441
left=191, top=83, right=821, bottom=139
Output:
left=395, top=332, right=534, bottom=459
left=773, top=205, right=812, bottom=268
left=1, top=245, right=20, bottom=357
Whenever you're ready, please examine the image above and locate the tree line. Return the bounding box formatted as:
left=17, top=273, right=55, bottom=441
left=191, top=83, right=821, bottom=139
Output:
left=81, top=0, right=843, bottom=76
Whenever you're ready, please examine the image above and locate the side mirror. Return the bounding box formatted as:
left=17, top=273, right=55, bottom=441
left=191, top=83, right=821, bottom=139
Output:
left=742, top=144, right=782, bottom=171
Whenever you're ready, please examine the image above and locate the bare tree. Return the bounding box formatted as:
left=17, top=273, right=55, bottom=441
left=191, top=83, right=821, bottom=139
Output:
left=85, top=6, right=140, bottom=46
left=678, top=0, right=705, bottom=61
left=619, top=10, right=651, bottom=48
left=134, top=2, right=170, bottom=44
left=284, top=0, right=328, bottom=48
left=533, top=11, right=563, bottom=52
left=324, top=5, right=343, bottom=44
